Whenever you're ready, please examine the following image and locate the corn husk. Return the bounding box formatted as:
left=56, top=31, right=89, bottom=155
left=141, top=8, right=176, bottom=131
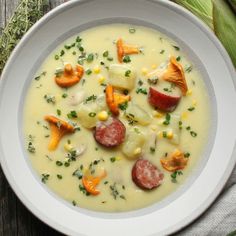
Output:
left=173, top=0, right=236, bottom=68
left=228, top=0, right=236, bottom=14
left=213, top=0, right=236, bottom=67
left=174, top=0, right=213, bottom=29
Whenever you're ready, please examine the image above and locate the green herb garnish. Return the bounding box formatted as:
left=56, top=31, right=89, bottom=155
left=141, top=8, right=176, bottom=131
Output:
left=88, top=112, right=96, bottom=117
left=67, top=110, right=78, bottom=119
left=171, top=170, right=183, bottom=183
left=136, top=87, right=147, bottom=95
left=172, top=45, right=180, bottom=51
left=110, top=157, right=116, bottom=163
left=41, top=173, right=50, bottom=183
left=129, top=28, right=136, bottom=33
left=123, top=55, right=131, bottom=63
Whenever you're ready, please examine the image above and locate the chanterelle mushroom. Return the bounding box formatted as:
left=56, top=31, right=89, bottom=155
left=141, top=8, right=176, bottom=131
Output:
left=160, top=149, right=188, bottom=172
left=162, top=56, right=188, bottom=95
left=116, top=38, right=140, bottom=63
left=55, top=64, right=84, bottom=88
left=45, top=115, right=75, bottom=151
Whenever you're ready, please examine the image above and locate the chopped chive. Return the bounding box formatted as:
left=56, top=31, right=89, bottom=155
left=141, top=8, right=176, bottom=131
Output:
left=67, top=110, right=78, bottom=119
left=60, top=50, right=65, bottom=57
left=88, top=112, right=96, bottom=117
left=176, top=56, right=181, bottom=61
left=62, top=93, right=68, bottom=98
left=107, top=57, right=113, bottom=61
left=56, top=109, right=61, bottom=116
left=110, top=157, right=116, bottom=163
left=188, top=107, right=195, bottom=111
left=103, top=51, right=109, bottom=57
left=54, top=55, right=59, bottom=60
left=190, top=131, right=197, bottom=137
left=125, top=70, right=131, bottom=77
left=57, top=174, right=63, bottom=179
left=184, top=152, right=190, bottom=158
left=172, top=45, right=180, bottom=51
left=123, top=55, right=131, bottom=63
left=85, top=69, right=92, bottom=75
left=87, top=53, right=94, bottom=62
left=56, top=161, right=63, bottom=166
left=160, top=49, right=165, bottom=54
left=129, top=27, right=136, bottom=33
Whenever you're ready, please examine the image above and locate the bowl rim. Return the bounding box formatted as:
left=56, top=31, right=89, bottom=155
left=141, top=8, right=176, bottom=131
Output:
left=0, top=0, right=236, bottom=235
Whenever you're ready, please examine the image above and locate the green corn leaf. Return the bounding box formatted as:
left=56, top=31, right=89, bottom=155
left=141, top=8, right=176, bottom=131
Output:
left=174, top=0, right=213, bottom=29
left=213, top=0, right=236, bottom=67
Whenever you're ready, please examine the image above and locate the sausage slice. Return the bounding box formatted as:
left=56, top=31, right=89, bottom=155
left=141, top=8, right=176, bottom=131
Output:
left=94, top=117, right=126, bottom=147
left=132, top=159, right=164, bottom=190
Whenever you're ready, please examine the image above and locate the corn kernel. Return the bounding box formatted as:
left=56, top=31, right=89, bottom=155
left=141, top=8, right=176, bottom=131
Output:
left=157, top=132, right=163, bottom=139
left=152, top=110, right=164, bottom=118
left=186, top=89, right=192, bottom=96
left=115, top=156, right=122, bottom=161
left=167, top=131, right=173, bottom=139
left=98, top=76, right=105, bottom=84
left=181, top=112, right=188, bottom=120
left=141, top=68, right=148, bottom=75
left=64, top=143, right=73, bottom=152
left=97, top=111, right=108, bottom=121
left=93, top=66, right=101, bottom=74
left=134, top=147, right=142, bottom=155
left=192, top=99, right=197, bottom=106
left=151, top=64, right=157, bottom=69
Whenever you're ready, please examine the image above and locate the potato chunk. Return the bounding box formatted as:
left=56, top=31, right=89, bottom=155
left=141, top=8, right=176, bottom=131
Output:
left=125, top=102, right=152, bottom=126
left=108, top=64, right=136, bottom=90
left=122, top=128, right=146, bottom=159
left=77, top=102, right=99, bottom=129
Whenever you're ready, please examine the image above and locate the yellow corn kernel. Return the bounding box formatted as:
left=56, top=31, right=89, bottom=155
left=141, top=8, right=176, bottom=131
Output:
left=157, top=132, right=163, bottom=139
left=98, top=76, right=105, bottom=84
left=152, top=110, right=164, bottom=118
left=134, top=147, right=142, bottom=155
left=181, top=112, right=188, bottom=120
left=167, top=131, right=173, bottom=139
left=192, top=99, right=197, bottom=106
left=97, top=111, right=108, bottom=121
left=64, top=143, right=73, bottom=152
left=141, top=67, right=148, bottom=75
left=115, top=156, right=122, bottom=161
left=93, top=66, right=101, bottom=74
left=186, top=89, right=192, bottom=96
left=151, top=64, right=157, bottom=69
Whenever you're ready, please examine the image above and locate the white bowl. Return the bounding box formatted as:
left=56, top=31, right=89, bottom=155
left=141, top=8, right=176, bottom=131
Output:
left=0, top=0, right=236, bottom=235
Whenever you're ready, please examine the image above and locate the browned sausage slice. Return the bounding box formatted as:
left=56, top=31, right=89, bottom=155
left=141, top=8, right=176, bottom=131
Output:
left=132, top=159, right=164, bottom=190
left=94, top=117, right=126, bottom=147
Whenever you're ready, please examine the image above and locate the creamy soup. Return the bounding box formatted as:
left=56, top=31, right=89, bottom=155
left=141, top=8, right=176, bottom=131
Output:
left=24, top=24, right=210, bottom=212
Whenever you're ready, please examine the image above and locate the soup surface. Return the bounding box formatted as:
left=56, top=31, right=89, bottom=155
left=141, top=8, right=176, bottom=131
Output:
left=24, top=24, right=210, bottom=212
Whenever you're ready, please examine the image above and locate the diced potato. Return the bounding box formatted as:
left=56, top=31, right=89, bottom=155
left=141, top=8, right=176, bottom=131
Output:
left=77, top=102, right=99, bottom=128
left=122, top=128, right=146, bottom=159
left=125, top=102, right=152, bottom=126
left=108, top=64, right=136, bottom=90
left=96, top=94, right=108, bottom=110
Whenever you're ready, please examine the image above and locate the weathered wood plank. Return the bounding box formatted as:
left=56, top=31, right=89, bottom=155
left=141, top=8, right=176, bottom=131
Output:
left=5, top=0, right=19, bottom=22
left=0, top=168, right=18, bottom=235
left=0, top=0, right=6, bottom=31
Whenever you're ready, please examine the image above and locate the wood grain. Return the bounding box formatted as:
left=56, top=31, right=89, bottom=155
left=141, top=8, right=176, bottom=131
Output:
left=0, top=2, right=64, bottom=235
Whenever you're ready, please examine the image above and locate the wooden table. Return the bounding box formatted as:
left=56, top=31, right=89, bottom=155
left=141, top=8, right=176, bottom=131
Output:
left=0, top=2, right=64, bottom=235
